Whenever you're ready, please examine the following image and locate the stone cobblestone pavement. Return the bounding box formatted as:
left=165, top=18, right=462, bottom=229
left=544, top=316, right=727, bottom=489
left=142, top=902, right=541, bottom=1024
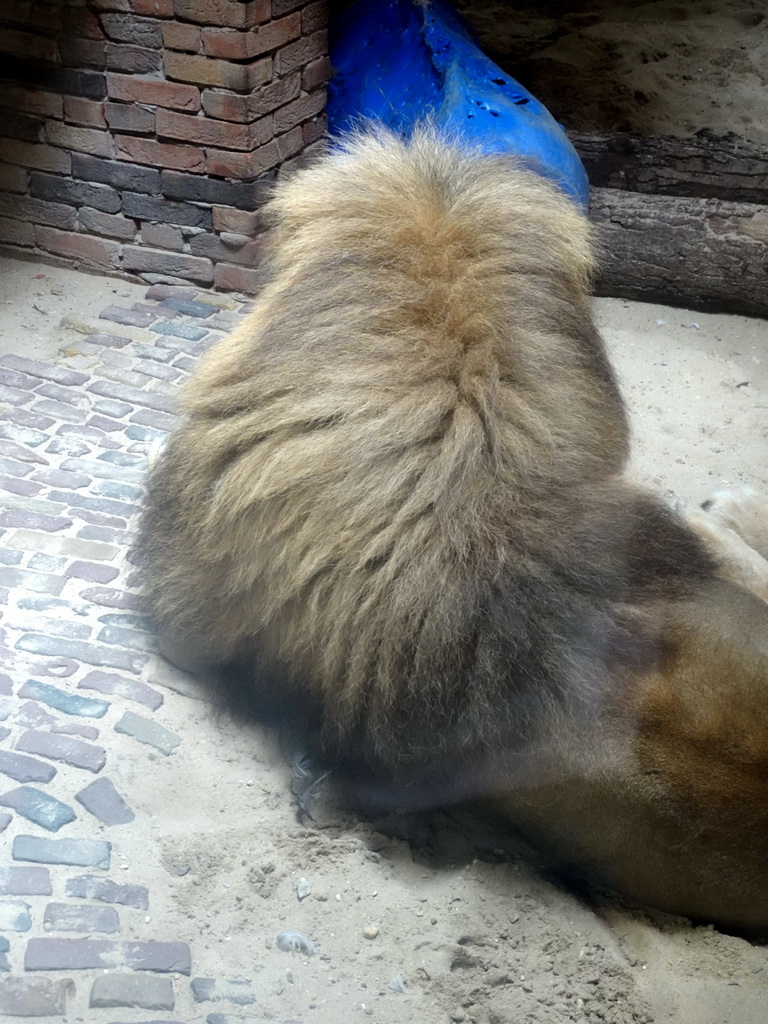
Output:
left=0, top=277, right=256, bottom=1021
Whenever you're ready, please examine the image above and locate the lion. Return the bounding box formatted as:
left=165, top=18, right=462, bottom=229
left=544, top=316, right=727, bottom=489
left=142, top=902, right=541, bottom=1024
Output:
left=136, top=127, right=768, bottom=933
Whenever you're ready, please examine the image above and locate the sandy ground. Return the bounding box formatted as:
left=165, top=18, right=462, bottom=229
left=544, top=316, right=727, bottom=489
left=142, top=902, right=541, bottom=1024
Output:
left=456, top=0, right=768, bottom=142
left=1, top=256, right=766, bottom=1023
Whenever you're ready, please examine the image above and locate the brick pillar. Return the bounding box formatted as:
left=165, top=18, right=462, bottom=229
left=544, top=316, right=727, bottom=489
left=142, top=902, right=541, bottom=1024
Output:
left=0, top=0, right=330, bottom=293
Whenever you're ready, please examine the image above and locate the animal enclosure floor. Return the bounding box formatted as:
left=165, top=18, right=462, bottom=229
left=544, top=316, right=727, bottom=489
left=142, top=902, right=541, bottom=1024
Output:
left=0, top=254, right=766, bottom=1023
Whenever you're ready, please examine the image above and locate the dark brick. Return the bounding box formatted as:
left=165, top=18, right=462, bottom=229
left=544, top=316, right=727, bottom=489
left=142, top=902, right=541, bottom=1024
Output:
left=13, top=834, right=111, bottom=869
left=161, top=168, right=266, bottom=210
left=72, top=153, right=160, bottom=194
left=105, top=99, right=155, bottom=133
left=25, top=938, right=191, bottom=974
left=19, top=679, right=110, bottom=718
left=0, top=750, right=57, bottom=785
left=75, top=776, right=135, bottom=825
left=15, top=635, right=148, bottom=674
left=123, top=193, right=212, bottom=233
left=0, top=193, right=78, bottom=230
left=101, top=12, right=163, bottom=47
left=0, top=865, right=52, bottom=896
left=89, top=972, right=174, bottom=1009
left=79, top=206, right=137, bottom=241
left=15, top=730, right=107, bottom=773
left=0, top=977, right=75, bottom=1016
left=29, top=172, right=122, bottom=214
left=106, top=41, right=163, bottom=74
left=66, top=874, right=148, bottom=909
left=0, top=786, right=77, bottom=832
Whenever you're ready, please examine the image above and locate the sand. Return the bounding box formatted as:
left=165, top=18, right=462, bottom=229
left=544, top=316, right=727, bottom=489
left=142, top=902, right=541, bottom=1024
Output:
left=1, top=256, right=766, bottom=1023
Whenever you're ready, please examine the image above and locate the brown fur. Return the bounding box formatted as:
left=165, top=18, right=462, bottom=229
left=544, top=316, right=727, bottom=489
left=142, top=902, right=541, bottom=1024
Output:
left=136, top=128, right=768, bottom=932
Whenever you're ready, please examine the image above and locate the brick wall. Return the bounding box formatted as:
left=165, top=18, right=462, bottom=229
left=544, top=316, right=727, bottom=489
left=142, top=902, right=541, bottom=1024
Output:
left=0, top=0, right=330, bottom=292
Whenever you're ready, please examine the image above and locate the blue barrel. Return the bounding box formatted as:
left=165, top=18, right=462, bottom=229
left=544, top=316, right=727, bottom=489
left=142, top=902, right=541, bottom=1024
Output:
left=328, top=0, right=589, bottom=208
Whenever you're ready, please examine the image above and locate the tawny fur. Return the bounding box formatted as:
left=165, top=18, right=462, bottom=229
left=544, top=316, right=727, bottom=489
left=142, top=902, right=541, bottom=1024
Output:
left=137, top=128, right=768, bottom=932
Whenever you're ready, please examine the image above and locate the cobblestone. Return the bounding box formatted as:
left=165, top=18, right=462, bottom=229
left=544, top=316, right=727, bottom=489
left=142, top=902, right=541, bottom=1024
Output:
left=0, top=866, right=52, bottom=895
left=13, top=834, right=112, bottom=869
left=191, top=977, right=257, bottom=1005
left=66, top=874, right=148, bottom=909
left=0, top=900, right=32, bottom=931
left=0, top=976, right=75, bottom=1015
left=25, top=938, right=191, bottom=973
left=75, top=776, right=135, bottom=825
left=114, top=710, right=181, bottom=755
left=79, top=669, right=163, bottom=710
left=18, top=679, right=110, bottom=717
left=44, top=902, right=120, bottom=933
left=15, top=729, right=107, bottom=772
left=0, top=786, right=76, bottom=831
left=0, top=750, right=58, bottom=784
left=89, top=972, right=174, bottom=1009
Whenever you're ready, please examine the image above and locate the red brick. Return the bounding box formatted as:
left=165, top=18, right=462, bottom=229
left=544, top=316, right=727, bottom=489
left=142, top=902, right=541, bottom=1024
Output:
left=163, top=50, right=271, bottom=91
left=0, top=86, right=63, bottom=120
left=201, top=14, right=300, bottom=59
left=273, top=89, right=326, bottom=135
left=161, top=20, right=201, bottom=52
left=140, top=222, right=183, bottom=250
left=1, top=29, right=58, bottom=62
left=34, top=226, right=121, bottom=270
left=115, top=135, right=206, bottom=172
left=172, top=0, right=270, bottom=29
left=106, top=73, right=200, bottom=111
left=273, top=0, right=303, bottom=13
left=302, top=1, right=328, bottom=36
left=46, top=123, right=113, bottom=159
left=1, top=140, right=71, bottom=174
left=64, top=98, right=107, bottom=130
left=214, top=261, right=264, bottom=293
left=0, top=217, right=35, bottom=247
left=157, top=108, right=266, bottom=149
left=303, top=113, right=327, bottom=146
left=212, top=207, right=264, bottom=235
left=79, top=207, right=137, bottom=241
left=99, top=13, right=162, bottom=48
left=90, top=0, right=131, bottom=9
left=206, top=139, right=278, bottom=178
left=302, top=55, right=332, bottom=93
left=275, top=30, right=328, bottom=76
left=105, top=102, right=155, bottom=134
left=202, top=74, right=301, bottom=123
left=130, top=0, right=173, bottom=14
left=275, top=125, right=304, bottom=161
left=0, top=162, right=28, bottom=193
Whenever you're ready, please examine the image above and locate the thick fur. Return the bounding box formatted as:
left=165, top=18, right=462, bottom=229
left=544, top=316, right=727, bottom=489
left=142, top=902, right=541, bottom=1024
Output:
left=136, top=128, right=768, bottom=932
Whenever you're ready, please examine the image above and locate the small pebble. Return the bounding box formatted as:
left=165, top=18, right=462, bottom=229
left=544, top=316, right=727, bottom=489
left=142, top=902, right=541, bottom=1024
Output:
left=363, top=925, right=379, bottom=939
left=388, top=974, right=406, bottom=992
left=276, top=931, right=316, bottom=956
left=297, top=877, right=311, bottom=900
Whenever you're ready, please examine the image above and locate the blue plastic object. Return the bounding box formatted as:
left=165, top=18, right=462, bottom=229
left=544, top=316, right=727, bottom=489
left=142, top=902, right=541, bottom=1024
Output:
left=328, top=0, right=589, bottom=208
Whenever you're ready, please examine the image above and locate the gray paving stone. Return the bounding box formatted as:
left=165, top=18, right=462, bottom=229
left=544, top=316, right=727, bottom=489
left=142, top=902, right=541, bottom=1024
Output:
left=92, top=479, right=143, bottom=503
left=191, top=977, right=257, bottom=1005
left=66, top=560, right=120, bottom=584
left=35, top=381, right=89, bottom=408
left=0, top=423, right=50, bottom=447
left=27, top=553, right=67, bottom=573
left=31, top=657, right=79, bottom=678
left=0, top=810, right=11, bottom=832
left=55, top=423, right=122, bottom=450
left=98, top=449, right=145, bottom=467
left=15, top=729, right=107, bottom=773
left=90, top=972, right=174, bottom=1009
left=0, top=786, right=76, bottom=832
left=0, top=568, right=65, bottom=596
left=25, top=938, right=191, bottom=974
left=0, top=354, right=89, bottom=387
left=30, top=467, right=90, bottom=488
left=32, top=399, right=87, bottom=423
left=46, top=490, right=136, bottom=518
left=99, top=304, right=158, bottom=328
left=0, top=438, right=48, bottom=463
left=66, top=874, right=148, bottom=909
left=0, top=865, right=52, bottom=895
left=86, top=379, right=176, bottom=414
left=79, top=670, right=163, bottom=710
left=18, top=679, right=110, bottom=718
left=15, top=634, right=149, bottom=674
left=83, top=331, right=133, bottom=349
left=125, top=424, right=165, bottom=443
left=93, top=398, right=134, bottom=417
left=52, top=721, right=100, bottom=740
left=0, top=935, right=9, bottom=970
left=98, top=624, right=156, bottom=652
left=13, top=834, right=111, bottom=869
left=75, top=777, right=135, bottom=825
left=161, top=296, right=215, bottom=318
left=0, top=455, right=34, bottom=477
left=0, top=511, right=71, bottom=532
left=5, top=528, right=119, bottom=561
left=6, top=407, right=56, bottom=431
left=114, top=710, right=181, bottom=755
left=0, top=750, right=57, bottom=784
left=152, top=320, right=208, bottom=342
left=0, top=900, right=32, bottom=931
left=44, top=902, right=119, bottom=933
left=45, top=436, right=90, bottom=457
left=79, top=586, right=143, bottom=611
left=87, top=414, right=124, bottom=433
left=0, top=976, right=75, bottom=1016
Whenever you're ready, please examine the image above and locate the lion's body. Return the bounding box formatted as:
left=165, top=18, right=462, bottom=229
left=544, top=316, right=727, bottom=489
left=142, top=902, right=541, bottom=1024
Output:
left=137, top=129, right=768, bottom=932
